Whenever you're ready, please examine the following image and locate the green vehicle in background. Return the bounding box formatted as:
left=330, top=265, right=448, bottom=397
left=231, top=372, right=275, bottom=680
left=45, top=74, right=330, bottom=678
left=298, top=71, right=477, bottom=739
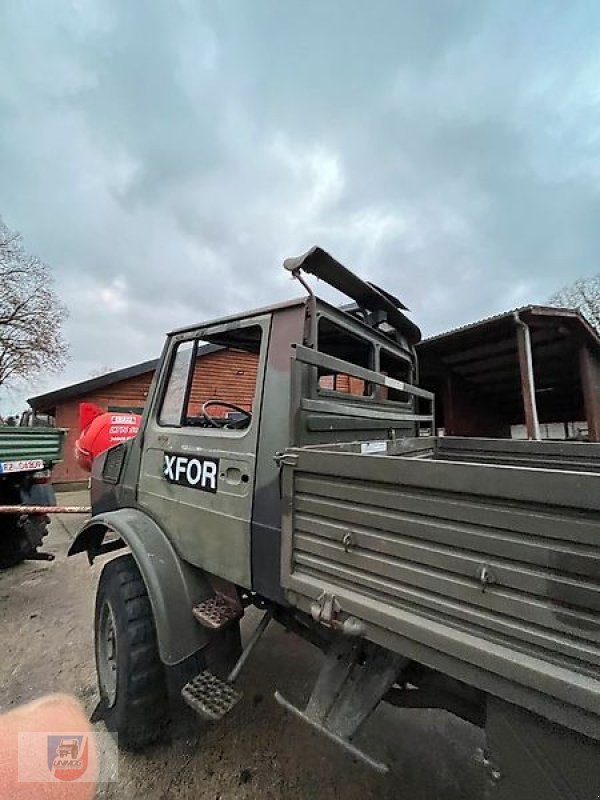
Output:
left=0, top=417, right=65, bottom=566
left=70, top=247, right=600, bottom=799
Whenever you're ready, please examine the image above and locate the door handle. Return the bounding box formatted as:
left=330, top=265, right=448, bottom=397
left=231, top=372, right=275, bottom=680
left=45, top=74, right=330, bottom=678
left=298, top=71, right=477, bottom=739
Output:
left=224, top=467, right=250, bottom=485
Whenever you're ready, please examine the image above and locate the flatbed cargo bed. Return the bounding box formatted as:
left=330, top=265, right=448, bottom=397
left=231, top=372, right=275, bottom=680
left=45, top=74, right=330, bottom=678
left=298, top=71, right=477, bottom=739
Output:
left=280, top=436, right=600, bottom=740
left=0, top=426, right=65, bottom=468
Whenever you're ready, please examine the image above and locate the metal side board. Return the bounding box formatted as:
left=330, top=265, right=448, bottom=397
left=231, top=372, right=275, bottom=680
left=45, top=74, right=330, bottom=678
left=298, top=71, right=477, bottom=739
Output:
left=280, top=438, right=600, bottom=741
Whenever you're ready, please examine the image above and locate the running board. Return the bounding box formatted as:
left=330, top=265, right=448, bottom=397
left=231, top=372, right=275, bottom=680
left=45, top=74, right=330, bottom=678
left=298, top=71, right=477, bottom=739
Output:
left=275, top=637, right=407, bottom=774
left=182, top=611, right=272, bottom=721
left=182, top=671, right=242, bottom=721
left=192, top=593, right=243, bottom=630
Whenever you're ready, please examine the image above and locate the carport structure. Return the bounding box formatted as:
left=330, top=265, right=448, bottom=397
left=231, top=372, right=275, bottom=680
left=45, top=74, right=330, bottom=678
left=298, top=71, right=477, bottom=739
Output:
left=417, top=306, right=600, bottom=441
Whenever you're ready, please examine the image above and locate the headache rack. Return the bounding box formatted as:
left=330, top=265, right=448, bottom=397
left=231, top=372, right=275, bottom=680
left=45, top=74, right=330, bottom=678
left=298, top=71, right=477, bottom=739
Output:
left=292, top=344, right=435, bottom=439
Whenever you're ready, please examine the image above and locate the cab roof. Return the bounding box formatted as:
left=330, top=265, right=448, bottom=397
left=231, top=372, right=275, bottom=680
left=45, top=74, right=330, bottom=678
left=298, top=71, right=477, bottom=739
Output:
left=169, top=296, right=308, bottom=336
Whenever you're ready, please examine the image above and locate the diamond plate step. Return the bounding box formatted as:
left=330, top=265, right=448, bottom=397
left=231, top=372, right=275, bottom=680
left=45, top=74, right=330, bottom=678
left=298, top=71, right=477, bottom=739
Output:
left=192, top=594, right=242, bottom=630
left=181, top=671, right=242, bottom=721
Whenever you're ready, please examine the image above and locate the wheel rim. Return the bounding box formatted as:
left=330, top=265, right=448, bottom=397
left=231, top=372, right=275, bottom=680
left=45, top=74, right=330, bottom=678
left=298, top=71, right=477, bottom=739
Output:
left=97, top=601, right=118, bottom=707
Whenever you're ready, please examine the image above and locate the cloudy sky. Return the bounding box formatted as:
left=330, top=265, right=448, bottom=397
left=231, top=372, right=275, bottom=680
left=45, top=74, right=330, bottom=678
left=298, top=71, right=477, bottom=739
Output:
left=1, top=1, right=600, bottom=406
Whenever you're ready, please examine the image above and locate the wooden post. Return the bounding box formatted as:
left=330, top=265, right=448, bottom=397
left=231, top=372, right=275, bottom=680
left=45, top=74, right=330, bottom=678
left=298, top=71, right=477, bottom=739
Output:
left=579, top=345, right=600, bottom=442
left=515, top=318, right=541, bottom=440
left=442, top=373, right=454, bottom=435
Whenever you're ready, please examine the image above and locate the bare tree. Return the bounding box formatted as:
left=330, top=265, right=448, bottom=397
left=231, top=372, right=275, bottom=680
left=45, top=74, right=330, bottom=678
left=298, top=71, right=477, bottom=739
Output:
left=548, top=274, right=600, bottom=332
left=0, top=217, right=68, bottom=388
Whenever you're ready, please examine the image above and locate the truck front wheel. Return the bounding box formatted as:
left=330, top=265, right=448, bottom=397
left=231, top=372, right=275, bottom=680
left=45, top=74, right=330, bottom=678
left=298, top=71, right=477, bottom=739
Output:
left=94, top=554, right=169, bottom=749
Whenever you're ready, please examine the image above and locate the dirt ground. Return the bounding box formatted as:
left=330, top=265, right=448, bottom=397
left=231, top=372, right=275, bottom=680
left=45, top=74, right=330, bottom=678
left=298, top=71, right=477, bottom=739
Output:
left=0, top=491, right=485, bottom=799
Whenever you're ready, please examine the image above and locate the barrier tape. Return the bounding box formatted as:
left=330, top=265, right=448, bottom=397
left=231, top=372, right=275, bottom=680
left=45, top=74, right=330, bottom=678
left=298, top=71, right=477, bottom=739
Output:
left=0, top=506, right=91, bottom=514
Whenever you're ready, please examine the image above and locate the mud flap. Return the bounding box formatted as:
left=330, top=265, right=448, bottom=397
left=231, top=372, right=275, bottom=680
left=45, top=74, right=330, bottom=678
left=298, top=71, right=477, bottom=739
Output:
left=484, top=698, right=600, bottom=800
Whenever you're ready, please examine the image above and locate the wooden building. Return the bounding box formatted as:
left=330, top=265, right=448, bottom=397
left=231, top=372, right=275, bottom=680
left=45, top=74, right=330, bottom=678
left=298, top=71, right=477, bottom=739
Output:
left=417, top=305, right=600, bottom=441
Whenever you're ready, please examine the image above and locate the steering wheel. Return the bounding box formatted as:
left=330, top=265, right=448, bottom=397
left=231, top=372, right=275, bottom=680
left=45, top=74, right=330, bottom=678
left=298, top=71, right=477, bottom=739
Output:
left=201, top=400, right=252, bottom=429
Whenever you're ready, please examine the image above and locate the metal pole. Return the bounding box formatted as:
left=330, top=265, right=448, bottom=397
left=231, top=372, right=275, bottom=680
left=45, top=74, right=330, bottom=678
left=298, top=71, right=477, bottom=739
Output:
left=291, top=269, right=318, bottom=348
left=227, top=611, right=272, bottom=683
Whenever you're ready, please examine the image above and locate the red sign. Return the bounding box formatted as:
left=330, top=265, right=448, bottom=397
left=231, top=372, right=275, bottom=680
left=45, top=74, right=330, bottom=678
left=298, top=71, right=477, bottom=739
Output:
left=75, top=403, right=141, bottom=472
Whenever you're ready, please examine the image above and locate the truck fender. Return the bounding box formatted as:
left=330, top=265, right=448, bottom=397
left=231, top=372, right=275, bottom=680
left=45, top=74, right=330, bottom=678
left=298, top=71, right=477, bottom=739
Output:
left=68, top=507, right=211, bottom=665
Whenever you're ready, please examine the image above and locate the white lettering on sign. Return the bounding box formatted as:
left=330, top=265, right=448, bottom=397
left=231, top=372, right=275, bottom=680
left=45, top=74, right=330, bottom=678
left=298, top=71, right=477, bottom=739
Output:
left=175, top=457, right=186, bottom=482
left=186, top=459, right=201, bottom=485
left=109, top=425, right=139, bottom=435
left=202, top=460, right=217, bottom=490
left=0, top=459, right=45, bottom=474
left=163, top=453, right=219, bottom=493
left=164, top=454, right=176, bottom=480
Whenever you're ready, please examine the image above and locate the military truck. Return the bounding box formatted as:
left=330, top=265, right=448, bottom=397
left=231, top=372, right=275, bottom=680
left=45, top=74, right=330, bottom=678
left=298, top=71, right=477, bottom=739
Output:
left=69, top=247, right=600, bottom=798
left=0, top=421, right=65, bottom=566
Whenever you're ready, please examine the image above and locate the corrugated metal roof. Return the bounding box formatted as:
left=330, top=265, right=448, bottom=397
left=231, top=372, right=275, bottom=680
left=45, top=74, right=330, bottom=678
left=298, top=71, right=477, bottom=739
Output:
left=419, top=305, right=600, bottom=348
left=417, top=303, right=599, bottom=429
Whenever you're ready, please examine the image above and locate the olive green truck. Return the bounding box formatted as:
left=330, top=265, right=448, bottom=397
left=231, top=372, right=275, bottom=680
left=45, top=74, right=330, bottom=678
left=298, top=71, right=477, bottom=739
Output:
left=69, top=248, right=600, bottom=798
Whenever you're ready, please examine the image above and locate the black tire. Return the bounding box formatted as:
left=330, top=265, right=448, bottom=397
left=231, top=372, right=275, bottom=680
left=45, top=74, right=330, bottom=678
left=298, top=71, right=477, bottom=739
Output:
left=0, top=513, right=50, bottom=569
left=0, top=523, right=24, bottom=569
left=0, top=516, right=29, bottom=569
left=95, top=554, right=169, bottom=750
left=94, top=553, right=243, bottom=750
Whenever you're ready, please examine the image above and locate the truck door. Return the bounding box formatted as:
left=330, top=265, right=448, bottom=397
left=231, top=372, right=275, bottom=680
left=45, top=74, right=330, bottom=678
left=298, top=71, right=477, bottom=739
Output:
left=137, top=316, right=270, bottom=587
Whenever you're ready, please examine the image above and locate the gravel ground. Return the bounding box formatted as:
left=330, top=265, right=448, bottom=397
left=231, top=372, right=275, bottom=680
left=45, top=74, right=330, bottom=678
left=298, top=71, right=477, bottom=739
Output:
left=0, top=491, right=485, bottom=799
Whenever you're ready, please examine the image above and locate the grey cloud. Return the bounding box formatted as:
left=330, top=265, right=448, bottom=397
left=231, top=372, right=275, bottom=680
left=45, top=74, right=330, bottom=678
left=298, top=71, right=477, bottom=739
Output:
left=1, top=0, right=600, bottom=407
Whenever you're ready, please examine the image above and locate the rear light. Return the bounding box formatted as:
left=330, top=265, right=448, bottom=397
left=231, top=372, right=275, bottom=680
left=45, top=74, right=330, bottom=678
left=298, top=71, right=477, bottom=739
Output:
left=32, top=469, right=51, bottom=484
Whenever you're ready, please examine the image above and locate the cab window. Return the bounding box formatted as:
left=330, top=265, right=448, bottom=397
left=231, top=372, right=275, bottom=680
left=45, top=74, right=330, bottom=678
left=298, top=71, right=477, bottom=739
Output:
left=158, top=325, right=262, bottom=430
left=378, top=349, right=412, bottom=404
left=158, top=340, right=194, bottom=426
left=317, top=316, right=373, bottom=398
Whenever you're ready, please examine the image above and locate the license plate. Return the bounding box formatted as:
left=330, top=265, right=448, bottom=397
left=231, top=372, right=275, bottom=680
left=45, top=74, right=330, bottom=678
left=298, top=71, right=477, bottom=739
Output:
left=0, top=459, right=45, bottom=475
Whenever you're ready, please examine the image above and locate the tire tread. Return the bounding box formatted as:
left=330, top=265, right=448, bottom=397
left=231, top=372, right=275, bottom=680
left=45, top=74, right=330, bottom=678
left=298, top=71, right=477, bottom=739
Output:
left=95, top=554, right=168, bottom=750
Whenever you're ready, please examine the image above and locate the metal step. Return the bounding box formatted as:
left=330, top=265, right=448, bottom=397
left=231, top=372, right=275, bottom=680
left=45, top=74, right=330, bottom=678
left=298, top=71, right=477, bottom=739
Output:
left=182, top=611, right=272, bottom=723
left=181, top=671, right=242, bottom=721
left=192, top=594, right=243, bottom=630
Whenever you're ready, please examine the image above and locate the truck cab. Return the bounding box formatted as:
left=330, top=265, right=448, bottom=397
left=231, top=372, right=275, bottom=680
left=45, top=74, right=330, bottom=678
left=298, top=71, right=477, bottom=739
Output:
left=82, top=246, right=429, bottom=605
left=70, top=247, right=430, bottom=737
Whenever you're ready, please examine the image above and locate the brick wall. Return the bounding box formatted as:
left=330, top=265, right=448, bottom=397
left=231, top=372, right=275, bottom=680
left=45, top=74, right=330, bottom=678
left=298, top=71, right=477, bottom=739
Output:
left=187, top=350, right=259, bottom=415
left=53, top=371, right=154, bottom=484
